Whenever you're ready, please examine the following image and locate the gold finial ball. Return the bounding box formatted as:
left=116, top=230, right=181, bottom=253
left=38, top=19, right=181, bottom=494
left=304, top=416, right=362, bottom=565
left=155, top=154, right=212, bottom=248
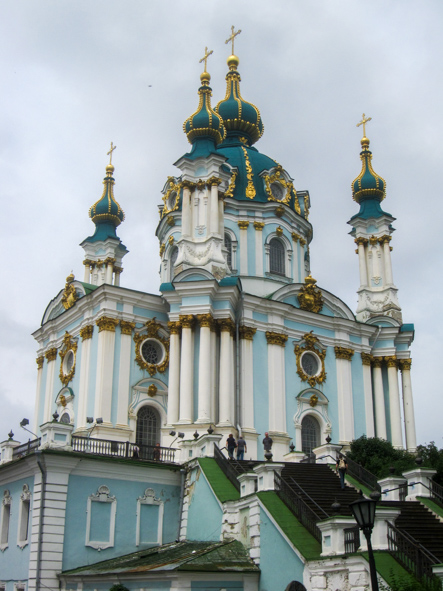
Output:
left=66, top=272, right=75, bottom=283
left=361, top=136, right=370, bottom=148
left=200, top=71, right=211, bottom=84
left=106, top=164, right=115, bottom=174
left=305, top=275, right=317, bottom=285
left=227, top=54, right=239, bottom=70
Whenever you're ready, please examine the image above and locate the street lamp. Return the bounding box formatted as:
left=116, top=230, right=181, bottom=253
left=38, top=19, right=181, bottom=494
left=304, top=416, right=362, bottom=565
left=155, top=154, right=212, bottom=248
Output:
left=350, top=495, right=379, bottom=591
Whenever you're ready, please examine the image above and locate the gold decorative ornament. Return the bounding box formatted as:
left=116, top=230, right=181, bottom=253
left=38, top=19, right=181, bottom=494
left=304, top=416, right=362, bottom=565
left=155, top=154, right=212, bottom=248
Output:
left=239, top=325, right=257, bottom=340
left=159, top=243, right=165, bottom=257
left=168, top=236, right=175, bottom=246
left=166, top=216, right=175, bottom=227
left=372, top=357, right=383, bottom=368
left=61, top=273, right=78, bottom=310
left=241, top=146, right=256, bottom=199
left=254, top=221, right=265, bottom=231
left=208, top=176, right=222, bottom=187
left=299, top=237, right=306, bottom=246
left=45, top=348, right=58, bottom=362
left=265, top=332, right=288, bottom=347
left=120, top=321, right=136, bottom=336
left=398, top=359, right=412, bottom=371
left=196, top=313, right=214, bottom=330
left=80, top=325, right=94, bottom=341
left=275, top=206, right=285, bottom=218
left=303, top=194, right=310, bottom=220
left=96, top=317, right=119, bottom=333
left=148, top=384, right=158, bottom=397
left=36, top=356, right=44, bottom=370
left=361, top=352, right=373, bottom=366
left=354, top=237, right=369, bottom=247
left=369, top=235, right=379, bottom=246
left=263, top=166, right=297, bottom=210
left=179, top=315, right=195, bottom=329
left=167, top=321, right=182, bottom=335
left=384, top=355, right=398, bottom=368
left=309, top=394, right=319, bottom=407
left=107, top=141, right=117, bottom=165
left=238, top=220, right=250, bottom=230
left=334, top=347, right=355, bottom=361
left=276, top=226, right=283, bottom=237
left=294, top=331, right=327, bottom=387
left=378, top=234, right=391, bottom=245
left=104, top=257, right=116, bottom=265
left=297, top=276, right=324, bottom=314
left=196, top=179, right=206, bottom=191
left=133, top=317, right=170, bottom=376
left=59, top=394, right=67, bottom=407
left=292, top=232, right=300, bottom=242
left=224, top=172, right=237, bottom=199
left=162, top=178, right=182, bottom=218
left=59, top=332, right=78, bottom=386
left=218, top=318, right=236, bottom=336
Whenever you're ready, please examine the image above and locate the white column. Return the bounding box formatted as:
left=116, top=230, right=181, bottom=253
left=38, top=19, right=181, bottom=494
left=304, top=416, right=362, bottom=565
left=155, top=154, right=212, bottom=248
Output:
left=292, top=236, right=300, bottom=282
left=77, top=326, right=93, bottom=429
left=167, top=322, right=181, bottom=425
left=361, top=354, right=375, bottom=437
left=43, top=348, right=58, bottom=423
left=179, top=315, right=194, bottom=423
left=254, top=222, right=264, bottom=276
left=382, top=237, right=393, bottom=285
left=83, top=262, right=91, bottom=283
left=116, top=322, right=135, bottom=427
left=399, top=359, right=417, bottom=452
left=355, top=238, right=368, bottom=287
left=266, top=333, right=288, bottom=433
left=33, top=356, right=45, bottom=433
left=335, top=348, right=355, bottom=444
left=372, top=358, right=387, bottom=439
left=238, top=221, right=249, bottom=275
left=181, top=184, right=192, bottom=237
left=218, top=196, right=224, bottom=236
left=385, top=356, right=403, bottom=449
left=94, top=317, right=118, bottom=423
left=218, top=319, right=235, bottom=426
left=196, top=315, right=212, bottom=423
left=106, top=260, right=113, bottom=284
left=210, top=327, right=217, bottom=424
left=240, top=327, right=256, bottom=430
left=209, top=181, right=220, bottom=235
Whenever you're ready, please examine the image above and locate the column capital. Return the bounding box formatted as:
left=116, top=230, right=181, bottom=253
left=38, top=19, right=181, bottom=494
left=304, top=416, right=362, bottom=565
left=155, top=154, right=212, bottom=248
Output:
left=80, top=325, right=94, bottom=341
left=196, top=313, right=215, bottom=330
left=96, top=316, right=119, bottom=333
left=265, top=331, right=288, bottom=347
left=299, top=237, right=306, bottom=246
left=120, top=321, right=136, bottom=335
left=239, top=325, right=257, bottom=340
left=182, top=180, right=196, bottom=191
left=378, top=235, right=392, bottom=244
left=372, top=356, right=383, bottom=368
left=36, top=356, right=44, bottom=369
left=254, top=221, right=265, bottom=231
left=207, top=176, right=222, bottom=187
left=217, top=318, right=235, bottom=335
left=179, top=314, right=195, bottom=329
left=369, top=235, right=379, bottom=246
left=354, top=237, right=369, bottom=246
left=291, top=232, right=300, bottom=242
left=384, top=355, right=398, bottom=368
left=104, top=256, right=116, bottom=265
left=168, top=321, right=182, bottom=335
left=334, top=346, right=354, bottom=360
left=361, top=352, right=373, bottom=366
left=45, top=347, right=58, bottom=362
left=398, top=358, right=412, bottom=371
left=238, top=220, right=250, bottom=230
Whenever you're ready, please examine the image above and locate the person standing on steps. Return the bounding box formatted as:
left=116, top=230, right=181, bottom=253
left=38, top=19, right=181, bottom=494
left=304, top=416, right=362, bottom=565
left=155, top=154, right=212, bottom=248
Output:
left=236, top=436, right=247, bottom=461
left=226, top=433, right=237, bottom=460
left=336, top=453, right=348, bottom=489
left=263, top=432, right=273, bottom=453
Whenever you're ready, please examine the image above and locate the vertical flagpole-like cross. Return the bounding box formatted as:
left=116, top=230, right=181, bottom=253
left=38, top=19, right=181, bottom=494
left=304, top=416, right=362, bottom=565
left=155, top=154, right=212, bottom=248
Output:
left=199, top=47, right=213, bottom=72
left=107, top=142, right=117, bottom=165
left=225, top=25, right=242, bottom=54
left=356, top=113, right=372, bottom=137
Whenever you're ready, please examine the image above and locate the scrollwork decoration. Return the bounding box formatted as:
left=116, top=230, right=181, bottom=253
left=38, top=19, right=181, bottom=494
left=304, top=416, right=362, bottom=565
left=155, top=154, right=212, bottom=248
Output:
left=133, top=317, right=170, bottom=377
left=294, top=331, right=327, bottom=387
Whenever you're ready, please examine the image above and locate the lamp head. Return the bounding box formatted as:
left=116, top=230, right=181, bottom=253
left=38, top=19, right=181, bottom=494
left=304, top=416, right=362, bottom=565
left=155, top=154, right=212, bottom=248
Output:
left=169, top=430, right=176, bottom=437
left=96, top=418, right=103, bottom=424
left=20, top=418, right=29, bottom=428
left=86, top=417, right=94, bottom=424
left=178, top=432, right=185, bottom=438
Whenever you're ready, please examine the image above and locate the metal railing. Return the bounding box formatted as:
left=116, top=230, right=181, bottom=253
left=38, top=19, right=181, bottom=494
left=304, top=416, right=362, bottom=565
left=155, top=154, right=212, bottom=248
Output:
left=71, top=436, right=176, bottom=463
left=387, top=521, right=440, bottom=586
left=213, top=445, right=242, bottom=491
left=283, top=474, right=330, bottom=520
left=344, top=526, right=360, bottom=554
left=274, top=471, right=323, bottom=543
left=345, top=455, right=381, bottom=493
left=12, top=438, right=41, bottom=458
left=430, top=479, right=443, bottom=505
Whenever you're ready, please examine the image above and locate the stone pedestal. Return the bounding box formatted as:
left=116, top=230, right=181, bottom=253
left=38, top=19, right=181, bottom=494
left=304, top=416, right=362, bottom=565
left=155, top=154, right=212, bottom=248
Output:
left=283, top=450, right=306, bottom=463
left=253, top=463, right=284, bottom=491
left=313, top=443, right=343, bottom=464
left=238, top=472, right=257, bottom=497
left=317, top=515, right=356, bottom=556
left=403, top=468, right=437, bottom=500
left=177, top=433, right=223, bottom=463
left=39, top=421, right=73, bottom=451
left=0, top=438, right=21, bottom=464
left=378, top=476, right=407, bottom=501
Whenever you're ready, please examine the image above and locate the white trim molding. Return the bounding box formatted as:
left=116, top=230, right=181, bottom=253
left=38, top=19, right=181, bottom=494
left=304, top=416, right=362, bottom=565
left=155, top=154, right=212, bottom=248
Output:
left=136, top=488, right=164, bottom=546
left=85, top=485, right=117, bottom=550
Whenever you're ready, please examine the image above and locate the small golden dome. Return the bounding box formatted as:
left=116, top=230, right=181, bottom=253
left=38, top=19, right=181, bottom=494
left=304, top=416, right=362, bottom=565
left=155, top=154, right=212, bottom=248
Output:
left=200, top=71, right=211, bottom=84
left=361, top=136, right=370, bottom=149
left=66, top=272, right=75, bottom=283
left=106, top=164, right=115, bottom=174
left=227, top=54, right=239, bottom=70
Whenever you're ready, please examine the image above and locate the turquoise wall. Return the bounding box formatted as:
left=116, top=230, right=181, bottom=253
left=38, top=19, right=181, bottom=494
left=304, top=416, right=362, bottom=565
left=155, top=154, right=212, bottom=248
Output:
left=186, top=467, right=222, bottom=542
left=253, top=331, right=269, bottom=461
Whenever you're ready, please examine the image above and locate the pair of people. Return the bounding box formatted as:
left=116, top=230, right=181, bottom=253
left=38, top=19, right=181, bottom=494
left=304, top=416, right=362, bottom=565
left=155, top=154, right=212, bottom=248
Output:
left=226, top=434, right=247, bottom=460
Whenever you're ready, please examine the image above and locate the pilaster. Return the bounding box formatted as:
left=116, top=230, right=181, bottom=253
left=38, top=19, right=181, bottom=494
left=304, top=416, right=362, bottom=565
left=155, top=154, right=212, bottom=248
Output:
left=372, top=356, right=387, bottom=439
left=266, top=332, right=288, bottom=439
left=116, top=321, right=135, bottom=428
left=179, top=315, right=194, bottom=424
left=94, top=317, right=119, bottom=423
left=399, top=359, right=416, bottom=452
left=43, top=348, right=58, bottom=423
left=218, top=318, right=235, bottom=427
left=196, top=314, right=214, bottom=423
left=334, top=346, right=355, bottom=444
left=385, top=356, right=403, bottom=449
left=361, top=352, right=375, bottom=437
left=77, top=325, right=93, bottom=431
left=167, top=321, right=181, bottom=425
left=238, top=220, right=249, bottom=275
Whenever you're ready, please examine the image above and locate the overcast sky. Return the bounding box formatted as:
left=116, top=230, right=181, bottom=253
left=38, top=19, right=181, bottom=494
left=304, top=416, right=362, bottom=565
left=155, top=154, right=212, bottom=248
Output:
left=1, top=1, right=441, bottom=450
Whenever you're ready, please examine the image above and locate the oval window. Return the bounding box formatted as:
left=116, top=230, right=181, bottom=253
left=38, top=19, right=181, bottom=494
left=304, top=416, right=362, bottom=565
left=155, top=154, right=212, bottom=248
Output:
left=141, top=339, right=164, bottom=365
left=301, top=352, right=319, bottom=376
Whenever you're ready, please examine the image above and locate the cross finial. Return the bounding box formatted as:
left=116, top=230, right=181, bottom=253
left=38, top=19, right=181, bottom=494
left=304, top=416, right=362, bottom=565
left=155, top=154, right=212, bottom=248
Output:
left=225, top=25, right=242, bottom=55
left=356, top=113, right=372, bottom=138
left=199, top=47, right=213, bottom=73
left=107, top=142, right=117, bottom=165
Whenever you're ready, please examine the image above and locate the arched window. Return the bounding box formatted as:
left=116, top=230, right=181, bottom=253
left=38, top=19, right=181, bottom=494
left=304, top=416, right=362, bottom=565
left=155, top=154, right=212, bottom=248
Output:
left=301, top=415, right=320, bottom=455
left=136, top=406, right=160, bottom=450
left=224, top=233, right=232, bottom=269
left=270, top=238, right=285, bottom=275
left=170, top=246, right=178, bottom=281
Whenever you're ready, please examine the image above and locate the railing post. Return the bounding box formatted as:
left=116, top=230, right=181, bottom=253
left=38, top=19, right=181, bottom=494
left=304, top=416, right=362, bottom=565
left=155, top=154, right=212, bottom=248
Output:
left=125, top=440, right=130, bottom=458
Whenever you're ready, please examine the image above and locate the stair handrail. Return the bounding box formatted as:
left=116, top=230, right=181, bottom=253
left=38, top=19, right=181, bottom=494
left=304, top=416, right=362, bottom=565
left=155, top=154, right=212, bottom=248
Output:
left=284, top=474, right=330, bottom=519
left=274, top=471, right=323, bottom=543
left=344, top=455, right=382, bottom=493
left=386, top=520, right=440, bottom=585
left=213, top=444, right=241, bottom=491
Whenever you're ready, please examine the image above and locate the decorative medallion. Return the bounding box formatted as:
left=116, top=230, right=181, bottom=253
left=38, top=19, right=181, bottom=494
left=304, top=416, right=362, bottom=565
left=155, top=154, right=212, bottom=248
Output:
left=263, top=166, right=294, bottom=207
left=148, top=384, right=158, bottom=397
left=309, top=393, right=319, bottom=407
left=59, top=332, right=78, bottom=386
left=162, top=178, right=182, bottom=218
left=294, top=331, right=327, bottom=387
left=297, top=276, right=323, bottom=314
left=61, top=273, right=78, bottom=310
left=134, top=318, right=170, bottom=377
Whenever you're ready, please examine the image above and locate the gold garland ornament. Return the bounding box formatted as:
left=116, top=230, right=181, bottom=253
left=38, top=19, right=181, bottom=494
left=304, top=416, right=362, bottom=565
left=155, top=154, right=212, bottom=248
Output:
left=134, top=317, right=170, bottom=377
left=294, top=331, right=327, bottom=387
left=59, top=332, right=78, bottom=386
left=61, top=273, right=78, bottom=310
left=297, top=276, right=324, bottom=314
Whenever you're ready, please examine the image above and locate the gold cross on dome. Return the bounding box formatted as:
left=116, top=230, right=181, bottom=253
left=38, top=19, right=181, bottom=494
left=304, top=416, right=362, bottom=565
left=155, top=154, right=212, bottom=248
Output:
left=225, top=25, right=242, bottom=55
left=356, top=113, right=372, bottom=137
left=199, top=47, right=213, bottom=73
left=107, top=142, right=117, bottom=164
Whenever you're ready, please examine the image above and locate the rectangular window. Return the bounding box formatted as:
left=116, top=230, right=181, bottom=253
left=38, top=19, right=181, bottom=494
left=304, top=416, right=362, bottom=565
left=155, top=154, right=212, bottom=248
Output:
left=0, top=503, right=11, bottom=546
left=18, top=500, right=30, bottom=546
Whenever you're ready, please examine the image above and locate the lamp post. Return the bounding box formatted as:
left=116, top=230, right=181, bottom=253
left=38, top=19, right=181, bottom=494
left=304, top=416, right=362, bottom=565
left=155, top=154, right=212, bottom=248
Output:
left=350, top=496, right=379, bottom=591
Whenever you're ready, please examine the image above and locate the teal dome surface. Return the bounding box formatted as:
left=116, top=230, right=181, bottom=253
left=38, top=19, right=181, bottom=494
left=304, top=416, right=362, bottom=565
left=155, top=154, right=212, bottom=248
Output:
left=85, top=164, right=125, bottom=242
left=184, top=71, right=225, bottom=146
left=352, top=137, right=386, bottom=203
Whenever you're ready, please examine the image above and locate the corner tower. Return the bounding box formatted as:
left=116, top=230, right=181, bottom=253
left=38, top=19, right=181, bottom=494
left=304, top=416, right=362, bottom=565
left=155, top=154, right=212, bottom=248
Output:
left=348, top=115, right=402, bottom=323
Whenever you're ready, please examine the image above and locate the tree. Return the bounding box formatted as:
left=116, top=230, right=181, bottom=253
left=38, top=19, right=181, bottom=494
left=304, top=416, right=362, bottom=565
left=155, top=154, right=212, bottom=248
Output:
left=347, top=436, right=416, bottom=478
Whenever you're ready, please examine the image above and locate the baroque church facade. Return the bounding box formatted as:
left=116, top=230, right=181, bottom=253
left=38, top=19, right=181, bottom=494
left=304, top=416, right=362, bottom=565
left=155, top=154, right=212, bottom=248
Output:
left=0, top=34, right=420, bottom=591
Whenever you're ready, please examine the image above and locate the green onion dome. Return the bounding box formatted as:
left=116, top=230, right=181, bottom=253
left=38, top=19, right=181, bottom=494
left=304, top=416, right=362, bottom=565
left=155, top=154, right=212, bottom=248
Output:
left=183, top=71, right=226, bottom=145
left=86, top=164, right=125, bottom=242
left=352, top=136, right=386, bottom=203
left=215, top=55, right=264, bottom=147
